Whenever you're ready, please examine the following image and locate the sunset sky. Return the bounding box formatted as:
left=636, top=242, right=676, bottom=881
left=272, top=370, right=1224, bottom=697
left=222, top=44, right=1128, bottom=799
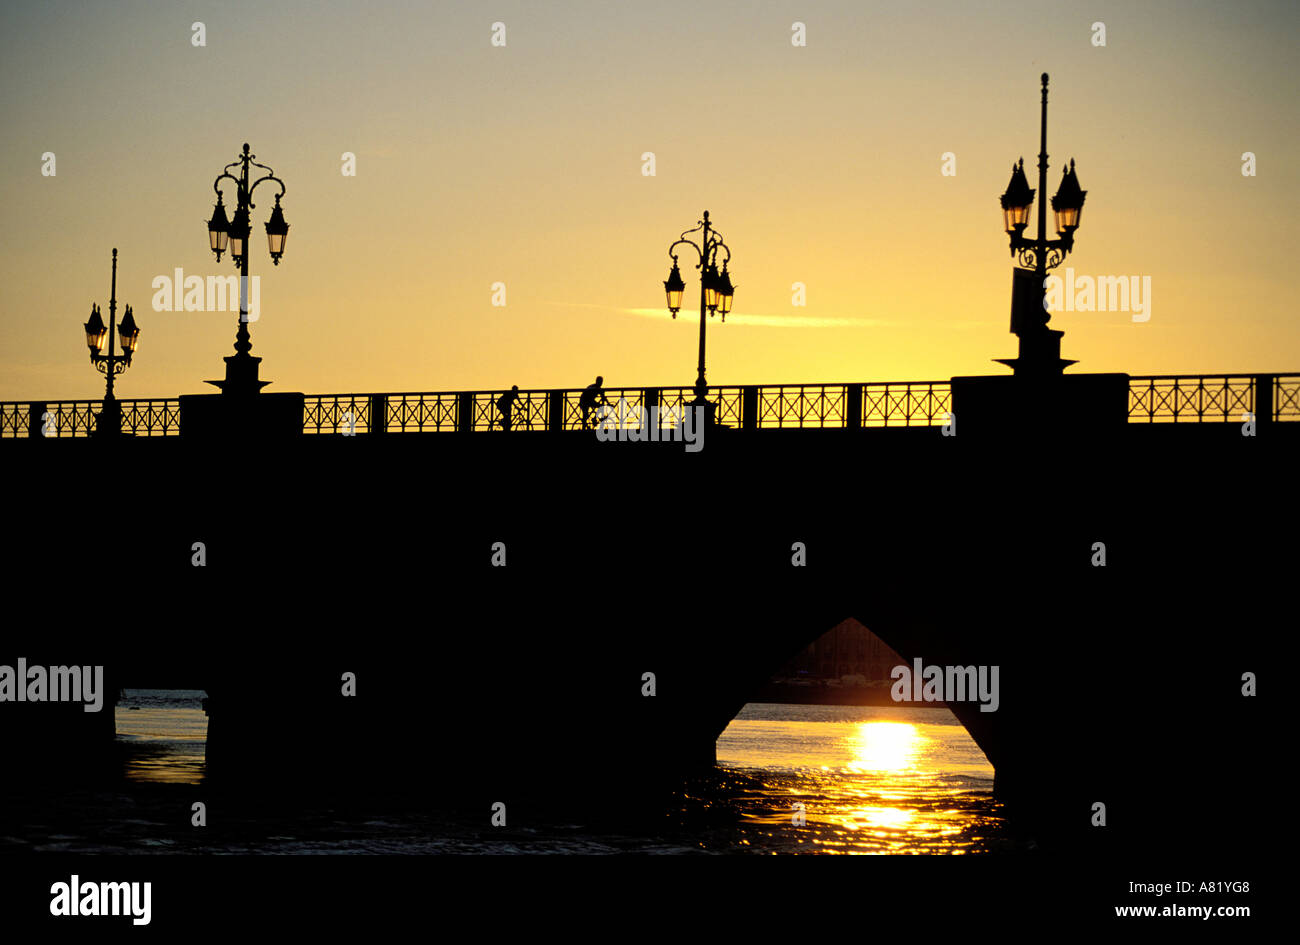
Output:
left=1, top=0, right=1296, bottom=402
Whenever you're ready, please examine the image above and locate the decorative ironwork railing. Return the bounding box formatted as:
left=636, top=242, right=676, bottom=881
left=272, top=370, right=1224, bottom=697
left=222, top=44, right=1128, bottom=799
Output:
left=1126, top=374, right=1300, bottom=423
left=0, top=399, right=181, bottom=438
left=861, top=382, right=952, bottom=427
left=1276, top=375, right=1300, bottom=421
left=299, top=381, right=954, bottom=434
left=3, top=375, right=1295, bottom=438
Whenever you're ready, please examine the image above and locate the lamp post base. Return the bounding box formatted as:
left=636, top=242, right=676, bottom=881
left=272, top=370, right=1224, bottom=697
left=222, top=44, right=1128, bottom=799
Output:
left=93, top=398, right=122, bottom=438
left=995, top=328, right=1076, bottom=377
left=690, top=381, right=719, bottom=427
left=206, top=353, right=271, bottom=396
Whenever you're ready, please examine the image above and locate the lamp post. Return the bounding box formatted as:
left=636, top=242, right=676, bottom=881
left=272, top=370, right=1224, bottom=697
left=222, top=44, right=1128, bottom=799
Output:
left=83, top=248, right=141, bottom=436
left=996, top=74, right=1087, bottom=376
left=662, top=210, right=735, bottom=413
left=204, top=143, right=289, bottom=395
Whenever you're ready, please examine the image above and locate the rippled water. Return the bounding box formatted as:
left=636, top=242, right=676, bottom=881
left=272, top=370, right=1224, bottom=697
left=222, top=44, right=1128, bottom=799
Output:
left=713, top=703, right=1010, bottom=853
left=2, top=693, right=1018, bottom=854
left=0, top=691, right=1013, bottom=852
left=115, top=689, right=208, bottom=785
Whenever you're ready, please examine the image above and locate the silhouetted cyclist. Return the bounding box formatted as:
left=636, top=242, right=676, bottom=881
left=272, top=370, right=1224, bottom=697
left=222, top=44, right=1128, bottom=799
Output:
left=496, top=385, right=521, bottom=431
left=579, top=376, right=612, bottom=429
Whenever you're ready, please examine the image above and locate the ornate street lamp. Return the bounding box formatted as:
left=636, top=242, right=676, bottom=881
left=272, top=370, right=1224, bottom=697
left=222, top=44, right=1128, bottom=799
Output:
left=118, top=306, right=141, bottom=360
left=703, top=262, right=721, bottom=312
left=1000, top=159, right=1034, bottom=235
left=265, top=196, right=290, bottom=262
left=84, top=305, right=107, bottom=355
left=81, top=248, right=141, bottom=436
left=662, top=210, right=735, bottom=411
left=996, top=74, right=1088, bottom=376
left=1051, top=159, right=1086, bottom=234
left=204, top=143, right=289, bottom=395
left=715, top=264, right=735, bottom=318
left=663, top=261, right=686, bottom=315
left=227, top=205, right=251, bottom=262
left=207, top=194, right=230, bottom=260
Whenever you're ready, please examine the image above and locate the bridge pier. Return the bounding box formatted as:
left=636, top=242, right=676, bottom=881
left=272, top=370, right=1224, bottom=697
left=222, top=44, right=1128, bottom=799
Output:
left=950, top=372, right=1129, bottom=436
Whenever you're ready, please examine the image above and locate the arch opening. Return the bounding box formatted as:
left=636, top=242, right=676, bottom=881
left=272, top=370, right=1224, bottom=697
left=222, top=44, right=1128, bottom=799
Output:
left=713, top=619, right=1005, bottom=853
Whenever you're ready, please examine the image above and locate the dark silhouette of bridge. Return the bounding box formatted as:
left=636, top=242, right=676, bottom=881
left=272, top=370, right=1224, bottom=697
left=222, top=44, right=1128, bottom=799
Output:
left=2, top=365, right=1292, bottom=855
left=4, top=372, right=1296, bottom=437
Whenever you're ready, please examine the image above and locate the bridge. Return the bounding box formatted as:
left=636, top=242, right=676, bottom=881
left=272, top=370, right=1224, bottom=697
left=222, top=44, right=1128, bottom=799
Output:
left=4, top=372, right=1298, bottom=436
left=2, top=366, right=1291, bottom=854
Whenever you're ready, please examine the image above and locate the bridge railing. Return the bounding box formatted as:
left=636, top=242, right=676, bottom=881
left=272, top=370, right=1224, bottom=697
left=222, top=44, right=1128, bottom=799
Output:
left=1275, top=375, right=1300, bottom=420
left=861, top=382, right=953, bottom=427
left=301, top=381, right=954, bottom=434
left=5, top=375, right=1296, bottom=437
left=1127, top=374, right=1300, bottom=423
left=0, top=399, right=181, bottom=438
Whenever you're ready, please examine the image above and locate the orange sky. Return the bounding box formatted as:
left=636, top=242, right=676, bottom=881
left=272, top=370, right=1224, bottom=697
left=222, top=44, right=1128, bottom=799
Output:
left=1, top=0, right=1296, bottom=402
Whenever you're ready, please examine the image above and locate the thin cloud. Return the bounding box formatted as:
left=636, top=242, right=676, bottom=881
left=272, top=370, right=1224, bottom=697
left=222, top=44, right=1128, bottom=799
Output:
left=545, top=301, right=898, bottom=328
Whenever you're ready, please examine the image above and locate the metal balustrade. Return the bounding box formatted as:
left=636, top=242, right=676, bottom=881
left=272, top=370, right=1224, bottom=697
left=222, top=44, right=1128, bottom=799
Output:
left=4, top=375, right=1296, bottom=437
left=861, top=382, right=953, bottom=427
left=1275, top=375, right=1300, bottom=421
left=1128, top=375, right=1273, bottom=423
left=0, top=399, right=181, bottom=438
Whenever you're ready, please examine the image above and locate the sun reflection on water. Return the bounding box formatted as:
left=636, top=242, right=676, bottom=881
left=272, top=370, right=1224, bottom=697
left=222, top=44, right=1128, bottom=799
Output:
left=847, top=721, right=922, bottom=773
left=716, top=706, right=1007, bottom=853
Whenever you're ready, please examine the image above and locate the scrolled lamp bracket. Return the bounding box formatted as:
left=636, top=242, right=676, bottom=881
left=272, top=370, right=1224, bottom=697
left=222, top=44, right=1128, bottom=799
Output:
left=1016, top=245, right=1067, bottom=271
